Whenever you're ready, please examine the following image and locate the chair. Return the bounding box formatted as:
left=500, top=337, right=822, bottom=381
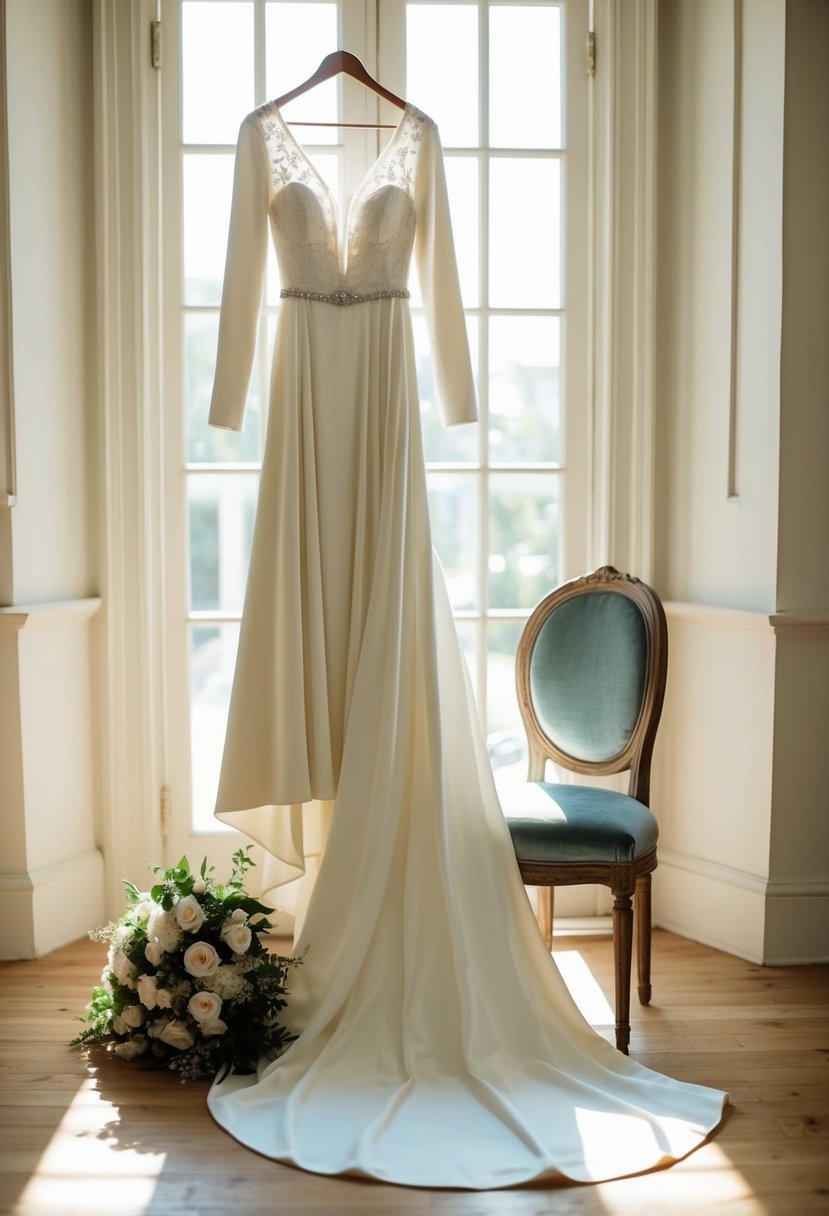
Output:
left=505, top=565, right=668, bottom=1054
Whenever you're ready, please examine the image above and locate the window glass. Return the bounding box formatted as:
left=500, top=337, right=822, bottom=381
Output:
left=406, top=4, right=479, bottom=145
left=182, top=1, right=254, bottom=145
left=489, top=5, right=562, bottom=148
left=489, top=158, right=561, bottom=308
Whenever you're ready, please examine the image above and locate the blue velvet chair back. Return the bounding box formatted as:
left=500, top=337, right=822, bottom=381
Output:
left=529, top=591, right=647, bottom=764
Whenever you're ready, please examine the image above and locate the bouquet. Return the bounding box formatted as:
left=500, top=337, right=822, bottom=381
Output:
left=71, top=847, right=300, bottom=1082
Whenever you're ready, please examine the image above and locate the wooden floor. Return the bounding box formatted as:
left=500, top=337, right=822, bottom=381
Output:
left=1, top=929, right=828, bottom=1216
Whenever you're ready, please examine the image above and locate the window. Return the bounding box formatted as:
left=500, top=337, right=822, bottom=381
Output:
left=162, top=0, right=589, bottom=864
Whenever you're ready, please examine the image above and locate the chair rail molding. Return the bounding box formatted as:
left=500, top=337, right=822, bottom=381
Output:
left=93, top=0, right=168, bottom=914
left=589, top=0, right=658, bottom=578
left=0, top=0, right=17, bottom=511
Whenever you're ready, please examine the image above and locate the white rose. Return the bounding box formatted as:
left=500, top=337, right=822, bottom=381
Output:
left=156, top=987, right=173, bottom=1009
left=157, top=1019, right=195, bottom=1050
left=187, top=991, right=223, bottom=1023
left=192, top=877, right=207, bottom=895
left=221, top=921, right=252, bottom=954
left=121, top=1003, right=145, bottom=1029
left=200, top=1018, right=228, bottom=1037
left=174, top=894, right=205, bottom=934
left=144, top=941, right=163, bottom=967
left=112, top=1014, right=127, bottom=1035
left=182, top=941, right=220, bottom=977
left=136, top=974, right=159, bottom=1010
left=229, top=908, right=247, bottom=923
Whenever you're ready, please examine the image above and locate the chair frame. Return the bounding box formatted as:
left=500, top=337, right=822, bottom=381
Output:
left=513, top=565, right=668, bottom=1053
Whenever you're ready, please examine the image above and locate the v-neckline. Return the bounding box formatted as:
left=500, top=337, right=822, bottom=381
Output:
left=269, top=101, right=412, bottom=259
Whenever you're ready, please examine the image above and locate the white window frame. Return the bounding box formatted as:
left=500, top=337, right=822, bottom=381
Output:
left=93, top=0, right=657, bottom=904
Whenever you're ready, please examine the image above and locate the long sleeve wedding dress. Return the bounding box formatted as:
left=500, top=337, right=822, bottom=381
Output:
left=205, top=99, right=727, bottom=1188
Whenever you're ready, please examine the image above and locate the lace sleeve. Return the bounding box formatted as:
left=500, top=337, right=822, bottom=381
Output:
left=413, top=123, right=478, bottom=427
left=208, top=116, right=271, bottom=432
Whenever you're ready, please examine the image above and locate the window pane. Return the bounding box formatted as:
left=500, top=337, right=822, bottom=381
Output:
left=185, top=314, right=261, bottom=462
left=266, top=3, right=339, bottom=144
left=489, top=5, right=561, bottom=149
left=183, top=154, right=234, bottom=305
left=489, top=473, right=560, bottom=608
left=446, top=156, right=480, bottom=307
left=182, top=2, right=254, bottom=144
left=455, top=619, right=479, bottom=702
left=487, top=618, right=526, bottom=737
left=406, top=5, right=479, bottom=146
left=489, top=158, right=560, bottom=308
left=427, top=471, right=479, bottom=611
left=489, top=316, right=561, bottom=464
left=416, top=316, right=479, bottom=464
left=188, top=473, right=259, bottom=612
left=190, top=624, right=239, bottom=832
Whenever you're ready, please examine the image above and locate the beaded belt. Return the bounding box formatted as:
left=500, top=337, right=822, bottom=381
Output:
left=280, top=287, right=410, bottom=306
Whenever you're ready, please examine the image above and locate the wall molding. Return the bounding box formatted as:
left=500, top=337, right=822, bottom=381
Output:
left=664, top=600, right=774, bottom=633
left=0, top=596, right=101, bottom=634
left=0, top=0, right=16, bottom=510
left=658, top=847, right=767, bottom=896
left=769, top=613, right=829, bottom=638
left=589, top=0, right=658, bottom=578
left=93, top=0, right=166, bottom=915
left=0, top=848, right=104, bottom=960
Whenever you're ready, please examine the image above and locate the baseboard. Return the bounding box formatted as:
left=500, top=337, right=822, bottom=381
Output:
left=0, top=849, right=104, bottom=959
left=654, top=850, right=829, bottom=964
left=653, top=850, right=767, bottom=963
left=762, top=878, right=829, bottom=964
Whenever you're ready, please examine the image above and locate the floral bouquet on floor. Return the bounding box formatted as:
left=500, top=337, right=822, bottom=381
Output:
left=71, top=847, right=301, bottom=1082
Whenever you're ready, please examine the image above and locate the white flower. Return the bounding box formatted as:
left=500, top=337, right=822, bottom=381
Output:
left=187, top=991, right=223, bottom=1023
left=200, top=1018, right=228, bottom=1038
left=114, top=1036, right=148, bottom=1060
left=157, top=1019, right=195, bottom=1050
left=109, top=948, right=136, bottom=988
left=229, top=908, right=247, bottom=923
left=209, top=964, right=247, bottom=1000
left=221, top=921, right=252, bottom=954
left=134, top=899, right=155, bottom=921
left=136, top=974, right=160, bottom=1010
left=147, top=906, right=182, bottom=953
left=112, top=924, right=133, bottom=951
left=182, top=941, right=220, bottom=977
left=192, top=877, right=207, bottom=895
left=156, top=987, right=173, bottom=1009
left=144, top=941, right=163, bottom=967
left=121, top=1003, right=145, bottom=1029
left=174, top=894, right=205, bottom=934
left=112, top=1014, right=127, bottom=1035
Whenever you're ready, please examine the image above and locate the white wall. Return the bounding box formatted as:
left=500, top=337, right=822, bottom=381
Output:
left=653, top=0, right=829, bottom=963
left=0, top=0, right=102, bottom=958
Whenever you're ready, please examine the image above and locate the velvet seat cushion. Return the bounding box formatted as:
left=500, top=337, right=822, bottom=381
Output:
left=505, top=783, right=658, bottom=864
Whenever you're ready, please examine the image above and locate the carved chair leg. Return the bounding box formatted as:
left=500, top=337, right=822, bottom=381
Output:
left=635, top=873, right=653, bottom=1005
left=612, top=887, right=634, bottom=1055
left=536, top=885, right=554, bottom=951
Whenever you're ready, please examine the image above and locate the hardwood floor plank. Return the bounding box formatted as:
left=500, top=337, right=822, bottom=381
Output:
left=1, top=931, right=828, bottom=1216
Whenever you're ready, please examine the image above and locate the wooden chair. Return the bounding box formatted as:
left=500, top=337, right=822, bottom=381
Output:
left=505, top=565, right=668, bottom=1054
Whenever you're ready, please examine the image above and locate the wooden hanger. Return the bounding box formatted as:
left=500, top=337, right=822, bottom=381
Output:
left=274, top=50, right=406, bottom=129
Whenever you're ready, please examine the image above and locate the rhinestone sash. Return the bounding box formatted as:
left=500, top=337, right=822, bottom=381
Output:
left=280, top=287, right=411, bottom=307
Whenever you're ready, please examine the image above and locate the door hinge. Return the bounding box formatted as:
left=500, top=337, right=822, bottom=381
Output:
left=160, top=785, right=171, bottom=843
left=151, top=20, right=162, bottom=70
left=586, top=30, right=596, bottom=77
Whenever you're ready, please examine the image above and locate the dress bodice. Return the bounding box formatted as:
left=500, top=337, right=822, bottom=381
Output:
left=254, top=101, right=426, bottom=300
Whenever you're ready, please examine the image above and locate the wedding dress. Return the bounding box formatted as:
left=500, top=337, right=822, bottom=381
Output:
left=206, top=99, right=727, bottom=1188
